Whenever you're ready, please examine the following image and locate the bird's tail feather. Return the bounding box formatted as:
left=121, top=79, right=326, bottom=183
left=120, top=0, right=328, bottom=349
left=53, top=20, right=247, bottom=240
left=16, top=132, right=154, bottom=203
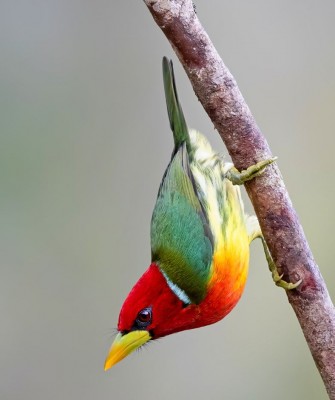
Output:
left=162, top=57, right=192, bottom=158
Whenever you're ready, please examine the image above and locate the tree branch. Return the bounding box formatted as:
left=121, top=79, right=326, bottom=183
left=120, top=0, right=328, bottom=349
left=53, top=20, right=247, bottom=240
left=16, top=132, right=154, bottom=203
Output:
left=143, top=0, right=335, bottom=398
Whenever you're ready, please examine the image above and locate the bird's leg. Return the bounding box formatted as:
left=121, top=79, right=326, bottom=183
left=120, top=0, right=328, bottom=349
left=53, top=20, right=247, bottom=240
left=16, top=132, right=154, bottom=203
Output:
left=229, top=157, right=301, bottom=289
left=259, top=236, right=302, bottom=290
left=226, top=157, right=277, bottom=185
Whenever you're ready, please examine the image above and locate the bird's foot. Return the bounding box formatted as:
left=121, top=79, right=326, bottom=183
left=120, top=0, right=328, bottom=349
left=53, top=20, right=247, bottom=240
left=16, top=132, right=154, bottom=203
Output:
left=260, top=237, right=302, bottom=290
left=226, top=157, right=277, bottom=185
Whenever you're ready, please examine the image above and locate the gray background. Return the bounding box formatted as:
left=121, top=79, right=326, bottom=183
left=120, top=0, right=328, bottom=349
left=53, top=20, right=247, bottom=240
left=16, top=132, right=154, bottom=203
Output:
left=1, top=1, right=335, bottom=399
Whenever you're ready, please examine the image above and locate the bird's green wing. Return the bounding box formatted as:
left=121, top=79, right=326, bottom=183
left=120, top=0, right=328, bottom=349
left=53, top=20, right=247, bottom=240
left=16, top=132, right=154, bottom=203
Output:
left=162, top=57, right=192, bottom=157
left=151, top=144, right=213, bottom=304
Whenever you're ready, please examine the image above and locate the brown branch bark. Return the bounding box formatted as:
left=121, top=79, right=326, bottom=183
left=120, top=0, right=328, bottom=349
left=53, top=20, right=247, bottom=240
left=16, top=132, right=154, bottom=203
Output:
left=143, top=0, right=335, bottom=398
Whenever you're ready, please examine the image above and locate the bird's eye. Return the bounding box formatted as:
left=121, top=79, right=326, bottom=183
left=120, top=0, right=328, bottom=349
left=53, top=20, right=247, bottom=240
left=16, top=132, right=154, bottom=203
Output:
left=135, top=307, right=152, bottom=328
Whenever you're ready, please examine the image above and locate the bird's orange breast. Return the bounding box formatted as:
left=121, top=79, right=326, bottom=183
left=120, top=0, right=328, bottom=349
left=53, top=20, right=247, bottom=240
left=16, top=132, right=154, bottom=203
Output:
left=195, top=228, right=250, bottom=327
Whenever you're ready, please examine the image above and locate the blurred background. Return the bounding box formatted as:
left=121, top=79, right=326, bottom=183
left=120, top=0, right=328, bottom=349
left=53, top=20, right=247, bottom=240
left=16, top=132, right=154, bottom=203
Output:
left=1, top=1, right=334, bottom=399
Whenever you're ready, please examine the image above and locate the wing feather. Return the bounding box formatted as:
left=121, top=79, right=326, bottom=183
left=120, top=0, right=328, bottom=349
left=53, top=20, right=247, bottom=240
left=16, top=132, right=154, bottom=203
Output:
left=151, top=144, right=213, bottom=304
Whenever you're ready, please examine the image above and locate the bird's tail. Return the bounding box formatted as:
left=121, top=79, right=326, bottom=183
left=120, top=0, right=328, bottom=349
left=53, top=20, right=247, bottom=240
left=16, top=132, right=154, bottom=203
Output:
left=162, top=57, right=192, bottom=158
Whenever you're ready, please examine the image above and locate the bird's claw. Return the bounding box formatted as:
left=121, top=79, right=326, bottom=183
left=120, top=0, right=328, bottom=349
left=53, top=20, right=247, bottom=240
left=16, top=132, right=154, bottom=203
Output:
left=226, top=157, right=277, bottom=185
left=261, top=236, right=302, bottom=290
left=271, top=268, right=302, bottom=290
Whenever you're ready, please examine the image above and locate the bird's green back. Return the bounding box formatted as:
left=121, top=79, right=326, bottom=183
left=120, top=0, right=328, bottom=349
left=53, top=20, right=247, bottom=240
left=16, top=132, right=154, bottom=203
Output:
left=151, top=144, right=213, bottom=304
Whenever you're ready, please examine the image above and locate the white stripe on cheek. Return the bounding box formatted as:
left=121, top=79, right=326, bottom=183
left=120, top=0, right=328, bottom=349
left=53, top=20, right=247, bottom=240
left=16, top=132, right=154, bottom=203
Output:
left=161, top=270, right=192, bottom=305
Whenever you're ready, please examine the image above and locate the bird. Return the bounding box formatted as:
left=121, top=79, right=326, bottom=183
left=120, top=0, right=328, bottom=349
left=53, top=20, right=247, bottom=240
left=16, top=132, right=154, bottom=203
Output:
left=104, top=57, right=300, bottom=371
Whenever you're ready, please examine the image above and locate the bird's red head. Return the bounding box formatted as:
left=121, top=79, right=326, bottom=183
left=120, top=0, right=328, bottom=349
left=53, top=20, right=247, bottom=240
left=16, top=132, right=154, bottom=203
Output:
left=104, top=263, right=200, bottom=370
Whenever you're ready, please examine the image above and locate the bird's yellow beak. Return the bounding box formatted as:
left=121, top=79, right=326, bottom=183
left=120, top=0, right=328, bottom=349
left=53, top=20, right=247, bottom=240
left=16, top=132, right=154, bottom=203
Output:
left=104, top=330, right=151, bottom=371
